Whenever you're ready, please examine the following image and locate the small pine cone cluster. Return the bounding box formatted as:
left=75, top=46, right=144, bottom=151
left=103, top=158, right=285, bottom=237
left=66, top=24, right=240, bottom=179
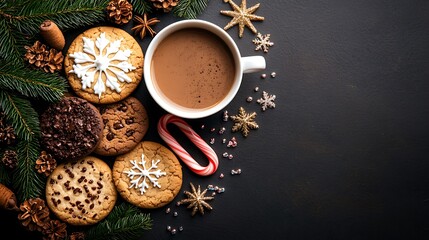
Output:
left=18, top=198, right=50, bottom=232
left=1, top=150, right=18, bottom=170
left=150, top=0, right=179, bottom=12
left=35, top=151, right=57, bottom=177
left=24, top=41, right=64, bottom=73
left=69, top=232, right=85, bottom=240
left=18, top=198, right=67, bottom=239
left=41, top=219, right=67, bottom=240
left=106, top=0, right=133, bottom=25
left=0, top=111, right=16, bottom=146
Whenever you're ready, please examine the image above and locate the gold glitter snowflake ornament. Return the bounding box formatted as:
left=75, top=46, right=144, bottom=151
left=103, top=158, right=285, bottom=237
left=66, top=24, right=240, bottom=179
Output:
left=177, top=182, right=214, bottom=216
left=253, top=32, right=274, bottom=53
left=221, top=0, right=265, bottom=38
left=230, top=107, right=259, bottom=137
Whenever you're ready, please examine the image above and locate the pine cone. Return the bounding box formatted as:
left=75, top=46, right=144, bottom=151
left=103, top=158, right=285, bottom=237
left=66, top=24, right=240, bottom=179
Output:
left=106, top=0, right=133, bottom=25
left=150, top=0, right=179, bottom=13
left=0, top=124, right=16, bottom=146
left=69, top=232, right=85, bottom=240
left=42, top=219, right=67, bottom=240
left=2, top=150, right=18, bottom=169
left=24, top=41, right=63, bottom=73
left=18, top=198, right=50, bottom=232
left=36, top=151, right=57, bottom=177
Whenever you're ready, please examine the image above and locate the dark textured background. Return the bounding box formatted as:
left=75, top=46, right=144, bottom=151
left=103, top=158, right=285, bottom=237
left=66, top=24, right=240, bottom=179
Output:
left=2, top=0, right=429, bottom=239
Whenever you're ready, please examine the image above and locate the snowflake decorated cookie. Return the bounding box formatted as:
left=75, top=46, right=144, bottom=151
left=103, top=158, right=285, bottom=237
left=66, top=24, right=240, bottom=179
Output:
left=64, top=26, right=144, bottom=104
left=113, top=141, right=183, bottom=209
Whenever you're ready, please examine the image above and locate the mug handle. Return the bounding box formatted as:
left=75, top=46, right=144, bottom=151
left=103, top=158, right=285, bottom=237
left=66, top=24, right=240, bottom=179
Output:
left=241, top=56, right=266, bottom=74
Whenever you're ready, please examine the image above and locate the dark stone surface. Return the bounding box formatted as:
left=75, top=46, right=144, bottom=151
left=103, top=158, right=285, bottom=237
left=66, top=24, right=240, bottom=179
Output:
left=2, top=0, right=429, bottom=239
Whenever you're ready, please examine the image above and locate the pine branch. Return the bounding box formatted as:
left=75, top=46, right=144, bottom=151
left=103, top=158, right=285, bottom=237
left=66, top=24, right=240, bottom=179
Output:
left=0, top=18, right=28, bottom=65
left=0, top=151, right=11, bottom=186
left=85, top=202, right=152, bottom=240
left=0, top=91, right=40, bottom=141
left=1, top=0, right=109, bottom=35
left=0, top=61, right=67, bottom=102
left=130, top=0, right=152, bottom=15
left=12, top=139, right=44, bottom=202
left=173, top=0, right=210, bottom=19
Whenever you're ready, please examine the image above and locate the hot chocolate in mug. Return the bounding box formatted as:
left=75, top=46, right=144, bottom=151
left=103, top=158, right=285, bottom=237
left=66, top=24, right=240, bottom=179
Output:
left=144, top=19, right=266, bottom=119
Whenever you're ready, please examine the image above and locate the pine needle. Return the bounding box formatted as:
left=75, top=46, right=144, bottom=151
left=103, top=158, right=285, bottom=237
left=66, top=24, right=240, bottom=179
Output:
left=0, top=62, right=67, bottom=102
left=173, top=0, right=210, bottom=19
left=12, top=139, right=44, bottom=202
left=130, top=0, right=152, bottom=15
left=85, top=202, right=152, bottom=240
left=0, top=91, right=40, bottom=141
left=6, top=0, right=109, bottom=35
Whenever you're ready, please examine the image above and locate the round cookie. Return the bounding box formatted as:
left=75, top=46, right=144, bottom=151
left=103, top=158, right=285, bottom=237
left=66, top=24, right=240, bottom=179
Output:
left=45, top=156, right=117, bottom=226
left=40, top=97, right=103, bottom=162
left=64, top=26, right=144, bottom=104
left=94, top=96, right=149, bottom=156
left=113, top=141, right=182, bottom=209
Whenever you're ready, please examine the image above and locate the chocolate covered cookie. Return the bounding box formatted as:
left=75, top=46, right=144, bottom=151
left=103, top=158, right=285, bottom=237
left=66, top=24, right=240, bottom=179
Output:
left=64, top=26, right=144, bottom=104
left=94, top=96, right=149, bottom=156
left=46, top=156, right=117, bottom=226
left=113, top=141, right=182, bottom=209
left=40, top=97, right=103, bottom=161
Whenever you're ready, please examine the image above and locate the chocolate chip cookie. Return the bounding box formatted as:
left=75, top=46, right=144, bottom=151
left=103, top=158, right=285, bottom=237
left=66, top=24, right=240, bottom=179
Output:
left=40, top=97, right=103, bottom=161
left=113, top=141, right=182, bottom=209
left=45, top=156, right=117, bottom=226
left=94, top=96, right=149, bottom=156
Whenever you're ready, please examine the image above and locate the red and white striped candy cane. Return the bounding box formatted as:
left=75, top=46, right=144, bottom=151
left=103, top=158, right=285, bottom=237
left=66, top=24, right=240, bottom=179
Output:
left=157, top=114, right=219, bottom=176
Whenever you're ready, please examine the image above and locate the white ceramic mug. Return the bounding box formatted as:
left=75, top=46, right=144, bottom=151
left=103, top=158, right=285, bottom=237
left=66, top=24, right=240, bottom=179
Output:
left=144, top=19, right=266, bottom=119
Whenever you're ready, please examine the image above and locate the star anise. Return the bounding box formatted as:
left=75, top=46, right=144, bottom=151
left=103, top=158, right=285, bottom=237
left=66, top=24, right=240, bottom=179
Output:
left=131, top=13, right=160, bottom=40
left=177, top=182, right=214, bottom=216
left=230, top=107, right=259, bottom=137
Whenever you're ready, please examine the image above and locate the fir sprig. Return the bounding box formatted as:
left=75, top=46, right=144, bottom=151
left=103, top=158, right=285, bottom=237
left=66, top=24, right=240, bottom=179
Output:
left=130, top=0, right=152, bottom=15
left=84, top=202, right=152, bottom=240
left=0, top=91, right=40, bottom=141
left=0, top=0, right=108, bottom=64
left=2, top=0, right=109, bottom=35
left=173, top=0, right=210, bottom=19
left=0, top=62, right=67, bottom=102
left=12, top=139, right=44, bottom=201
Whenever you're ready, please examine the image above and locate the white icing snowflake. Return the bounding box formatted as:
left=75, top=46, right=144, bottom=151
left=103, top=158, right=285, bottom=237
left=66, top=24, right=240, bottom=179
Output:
left=124, top=154, right=166, bottom=195
left=252, top=33, right=274, bottom=53
left=256, top=91, right=276, bottom=111
left=69, top=32, right=136, bottom=98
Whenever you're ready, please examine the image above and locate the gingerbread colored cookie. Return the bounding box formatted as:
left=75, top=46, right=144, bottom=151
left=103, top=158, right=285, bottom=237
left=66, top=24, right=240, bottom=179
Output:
left=45, top=156, right=117, bottom=226
left=64, top=26, right=144, bottom=104
left=40, top=97, right=103, bottom=161
left=113, top=141, right=182, bottom=209
left=94, top=96, right=149, bottom=156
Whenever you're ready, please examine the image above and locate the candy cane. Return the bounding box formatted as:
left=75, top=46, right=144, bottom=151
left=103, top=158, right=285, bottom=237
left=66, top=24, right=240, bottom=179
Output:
left=157, top=114, right=219, bottom=176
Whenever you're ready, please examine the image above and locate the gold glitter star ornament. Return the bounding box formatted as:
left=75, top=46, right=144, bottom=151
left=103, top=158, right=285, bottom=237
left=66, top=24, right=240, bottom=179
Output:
left=230, top=107, right=259, bottom=137
left=177, top=182, right=214, bottom=216
left=220, top=0, right=265, bottom=38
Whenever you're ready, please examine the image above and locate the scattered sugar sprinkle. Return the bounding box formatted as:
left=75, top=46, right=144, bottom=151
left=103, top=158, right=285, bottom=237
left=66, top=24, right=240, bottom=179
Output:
left=254, top=86, right=259, bottom=92
left=210, top=138, right=215, bottom=144
left=222, top=152, right=229, bottom=158
left=231, top=168, right=242, bottom=175
left=210, top=127, right=216, bottom=132
left=246, top=96, right=253, bottom=102
left=173, top=211, right=178, bottom=217
left=222, top=138, right=227, bottom=144
left=165, top=207, right=171, bottom=214
left=218, top=127, right=226, bottom=135
left=261, top=73, right=267, bottom=79
left=219, top=173, right=224, bottom=179
left=228, top=154, right=234, bottom=160
left=223, top=110, right=229, bottom=122
left=271, top=72, right=276, bottom=78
